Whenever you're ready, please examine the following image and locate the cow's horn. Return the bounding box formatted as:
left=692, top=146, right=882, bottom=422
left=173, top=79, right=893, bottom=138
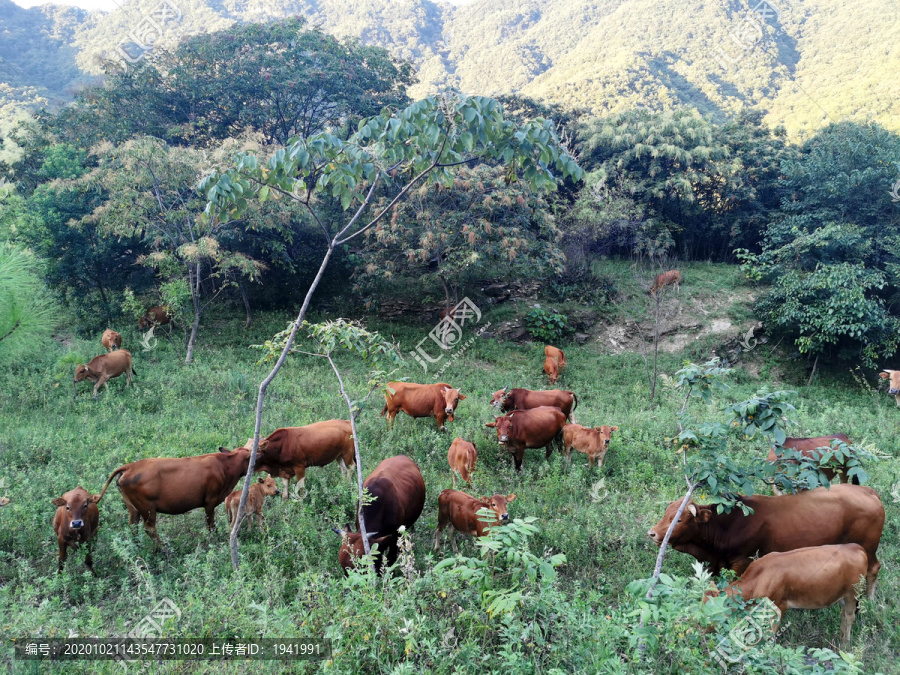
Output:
left=687, top=504, right=698, bottom=517
left=366, top=531, right=380, bottom=539
left=331, top=528, right=343, bottom=536
left=504, top=384, right=511, bottom=392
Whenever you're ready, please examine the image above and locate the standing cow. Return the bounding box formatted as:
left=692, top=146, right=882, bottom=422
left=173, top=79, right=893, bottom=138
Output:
left=96, top=447, right=251, bottom=546
left=381, top=382, right=466, bottom=431
left=433, top=490, right=516, bottom=553
left=490, top=387, right=578, bottom=420
left=74, top=350, right=135, bottom=400
left=101, top=329, right=122, bottom=352
left=485, top=406, right=568, bottom=471
left=52, top=486, right=101, bottom=574
left=544, top=345, right=566, bottom=372
left=649, top=270, right=681, bottom=295
left=447, top=437, right=477, bottom=488
left=251, top=420, right=355, bottom=500
left=336, top=455, right=426, bottom=573
left=138, top=306, right=173, bottom=331
left=225, top=476, right=280, bottom=531
left=543, top=356, right=560, bottom=384
left=562, top=423, right=619, bottom=468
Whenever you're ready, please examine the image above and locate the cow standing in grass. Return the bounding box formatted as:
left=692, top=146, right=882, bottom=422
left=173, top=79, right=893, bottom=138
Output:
left=74, top=350, right=135, bottom=400
left=381, top=382, right=466, bottom=431
left=52, top=486, right=101, bottom=574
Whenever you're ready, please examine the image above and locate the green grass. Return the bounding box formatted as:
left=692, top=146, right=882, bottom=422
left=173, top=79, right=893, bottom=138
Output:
left=1, top=289, right=898, bottom=673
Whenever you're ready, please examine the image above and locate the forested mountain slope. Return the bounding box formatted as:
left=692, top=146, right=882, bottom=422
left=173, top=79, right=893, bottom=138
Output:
left=3, top=0, right=898, bottom=134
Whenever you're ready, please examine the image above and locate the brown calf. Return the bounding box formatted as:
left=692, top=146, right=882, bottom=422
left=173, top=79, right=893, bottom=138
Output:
left=650, top=270, right=681, bottom=295
left=433, top=490, right=516, bottom=554
left=545, top=345, right=566, bottom=371
left=101, top=329, right=122, bottom=352
left=706, top=544, right=868, bottom=647
left=225, top=476, right=280, bottom=530
left=562, top=423, right=619, bottom=468
left=74, top=350, right=135, bottom=400
left=52, top=486, right=100, bottom=574
left=447, top=437, right=477, bottom=488
left=138, top=306, right=173, bottom=331
left=381, top=382, right=466, bottom=431
left=543, top=356, right=560, bottom=384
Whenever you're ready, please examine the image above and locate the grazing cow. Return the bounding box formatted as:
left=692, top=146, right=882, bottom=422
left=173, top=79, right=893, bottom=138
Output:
left=381, top=382, right=466, bottom=431
left=101, top=329, right=122, bottom=352
left=485, top=406, right=568, bottom=471
left=767, top=434, right=859, bottom=494
left=543, top=356, right=560, bottom=384
left=0, top=497, right=9, bottom=507
left=562, top=423, right=619, bottom=468
left=490, top=387, right=578, bottom=420
left=52, top=486, right=100, bottom=574
left=447, top=437, right=477, bottom=488
left=878, top=370, right=900, bottom=407
left=96, top=447, right=251, bottom=546
left=337, top=455, right=426, bottom=573
left=649, top=269, right=681, bottom=295
left=138, top=306, right=173, bottom=331
left=250, top=420, right=355, bottom=500
left=545, top=345, right=566, bottom=372
left=225, top=476, right=280, bottom=530
left=705, top=544, right=869, bottom=647
left=74, top=350, right=135, bottom=400
left=647, top=484, right=884, bottom=596
left=433, top=490, right=516, bottom=553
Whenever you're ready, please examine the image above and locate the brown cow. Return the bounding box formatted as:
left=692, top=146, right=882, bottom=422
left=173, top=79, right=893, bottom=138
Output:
left=433, top=490, right=516, bottom=553
left=337, top=455, right=426, bottom=573
left=447, top=437, right=477, bottom=488
left=647, top=484, right=884, bottom=596
left=766, top=434, right=859, bottom=494
left=250, top=420, right=355, bottom=500
left=96, top=447, right=251, bottom=546
left=878, top=370, right=900, bottom=407
left=649, top=269, right=681, bottom=295
left=562, top=423, right=619, bottom=468
left=545, top=345, right=566, bottom=372
left=705, top=544, right=868, bottom=647
left=138, top=306, right=173, bottom=331
left=485, top=406, right=568, bottom=471
left=543, top=356, right=560, bottom=384
left=225, top=476, right=280, bottom=530
left=490, top=387, right=578, bottom=420
left=101, top=329, right=122, bottom=352
left=381, top=382, right=466, bottom=431
left=74, top=350, right=135, bottom=400
left=52, top=486, right=100, bottom=574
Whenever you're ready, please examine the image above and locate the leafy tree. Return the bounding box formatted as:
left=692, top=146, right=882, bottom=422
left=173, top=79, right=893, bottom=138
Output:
left=202, top=93, right=583, bottom=567
left=0, top=243, right=60, bottom=359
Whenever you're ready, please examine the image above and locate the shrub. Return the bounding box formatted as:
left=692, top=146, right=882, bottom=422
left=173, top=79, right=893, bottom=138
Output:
left=524, top=307, right=569, bottom=343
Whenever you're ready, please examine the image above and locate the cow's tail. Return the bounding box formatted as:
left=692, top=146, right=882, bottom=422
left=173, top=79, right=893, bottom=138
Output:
left=96, top=467, right=126, bottom=503
left=131, top=364, right=138, bottom=380
left=571, top=393, right=579, bottom=412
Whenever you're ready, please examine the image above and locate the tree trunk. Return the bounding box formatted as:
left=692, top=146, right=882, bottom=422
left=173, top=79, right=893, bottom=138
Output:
left=238, top=281, right=253, bottom=329
left=185, top=262, right=201, bottom=364
left=807, top=354, right=819, bottom=387
left=649, top=294, right=661, bottom=405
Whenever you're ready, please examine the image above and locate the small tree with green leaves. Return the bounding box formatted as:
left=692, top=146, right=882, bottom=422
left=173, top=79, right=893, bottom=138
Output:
left=0, top=243, right=59, bottom=360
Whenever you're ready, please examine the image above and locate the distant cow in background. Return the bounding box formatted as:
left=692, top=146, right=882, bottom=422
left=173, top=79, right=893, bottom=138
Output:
left=447, top=437, right=477, bottom=487
left=52, top=486, right=100, bottom=574
left=101, top=330, right=122, bottom=352
left=543, top=356, right=560, bottom=384
left=74, top=350, right=135, bottom=400
left=562, top=423, right=619, bottom=468
left=433, top=490, right=516, bottom=553
left=382, top=382, right=466, bottom=431
left=545, top=345, right=566, bottom=372
left=878, top=370, right=900, bottom=407
left=766, top=434, right=859, bottom=494
left=337, top=455, right=426, bottom=573
left=225, top=476, right=280, bottom=530
left=139, top=306, right=173, bottom=331
left=650, top=270, right=681, bottom=295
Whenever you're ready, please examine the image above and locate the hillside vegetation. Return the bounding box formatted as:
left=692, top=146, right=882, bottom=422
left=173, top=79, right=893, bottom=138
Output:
left=2, top=0, right=899, bottom=135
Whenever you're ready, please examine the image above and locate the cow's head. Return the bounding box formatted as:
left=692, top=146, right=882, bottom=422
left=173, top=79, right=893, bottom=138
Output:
left=73, top=365, right=93, bottom=383
left=442, top=386, right=466, bottom=417
left=480, top=493, right=516, bottom=522
left=52, top=487, right=98, bottom=534
left=647, top=500, right=712, bottom=547
left=257, top=475, right=280, bottom=497
left=879, top=370, right=900, bottom=396
left=485, top=414, right=515, bottom=444
left=593, top=425, right=620, bottom=449
left=489, top=385, right=512, bottom=409
left=335, top=525, right=392, bottom=572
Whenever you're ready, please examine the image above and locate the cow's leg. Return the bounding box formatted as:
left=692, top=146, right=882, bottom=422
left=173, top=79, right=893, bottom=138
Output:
left=839, top=589, right=858, bottom=647
left=205, top=505, right=216, bottom=531
left=143, top=511, right=162, bottom=549
left=514, top=449, right=524, bottom=472
left=122, top=495, right=141, bottom=526
left=293, top=467, right=307, bottom=499
left=338, top=457, right=350, bottom=479
left=57, top=541, right=67, bottom=573
left=433, top=523, right=444, bottom=553
left=435, top=410, right=447, bottom=431
left=92, top=376, right=109, bottom=399
left=589, top=454, right=595, bottom=469
left=281, top=476, right=290, bottom=500
left=85, top=539, right=95, bottom=575
left=126, top=367, right=133, bottom=387
left=866, top=559, right=881, bottom=599
left=449, top=528, right=459, bottom=555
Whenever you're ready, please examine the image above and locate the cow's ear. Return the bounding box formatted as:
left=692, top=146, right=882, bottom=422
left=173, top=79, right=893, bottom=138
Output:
left=458, top=393, right=466, bottom=400
left=879, top=371, right=891, bottom=378
left=611, top=426, right=620, bottom=432
left=89, top=495, right=101, bottom=504
left=258, top=440, right=270, bottom=451
left=257, top=476, right=265, bottom=483
left=506, top=494, right=516, bottom=503
left=485, top=422, right=497, bottom=428
left=218, top=446, right=230, bottom=453
left=694, top=506, right=712, bottom=523
left=52, top=497, right=66, bottom=507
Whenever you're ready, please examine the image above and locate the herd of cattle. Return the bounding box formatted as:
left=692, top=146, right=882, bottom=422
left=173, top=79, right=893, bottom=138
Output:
left=53, top=316, right=894, bottom=647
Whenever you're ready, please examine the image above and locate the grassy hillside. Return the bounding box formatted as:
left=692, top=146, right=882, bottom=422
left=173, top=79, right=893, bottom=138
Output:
left=1, top=264, right=898, bottom=672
